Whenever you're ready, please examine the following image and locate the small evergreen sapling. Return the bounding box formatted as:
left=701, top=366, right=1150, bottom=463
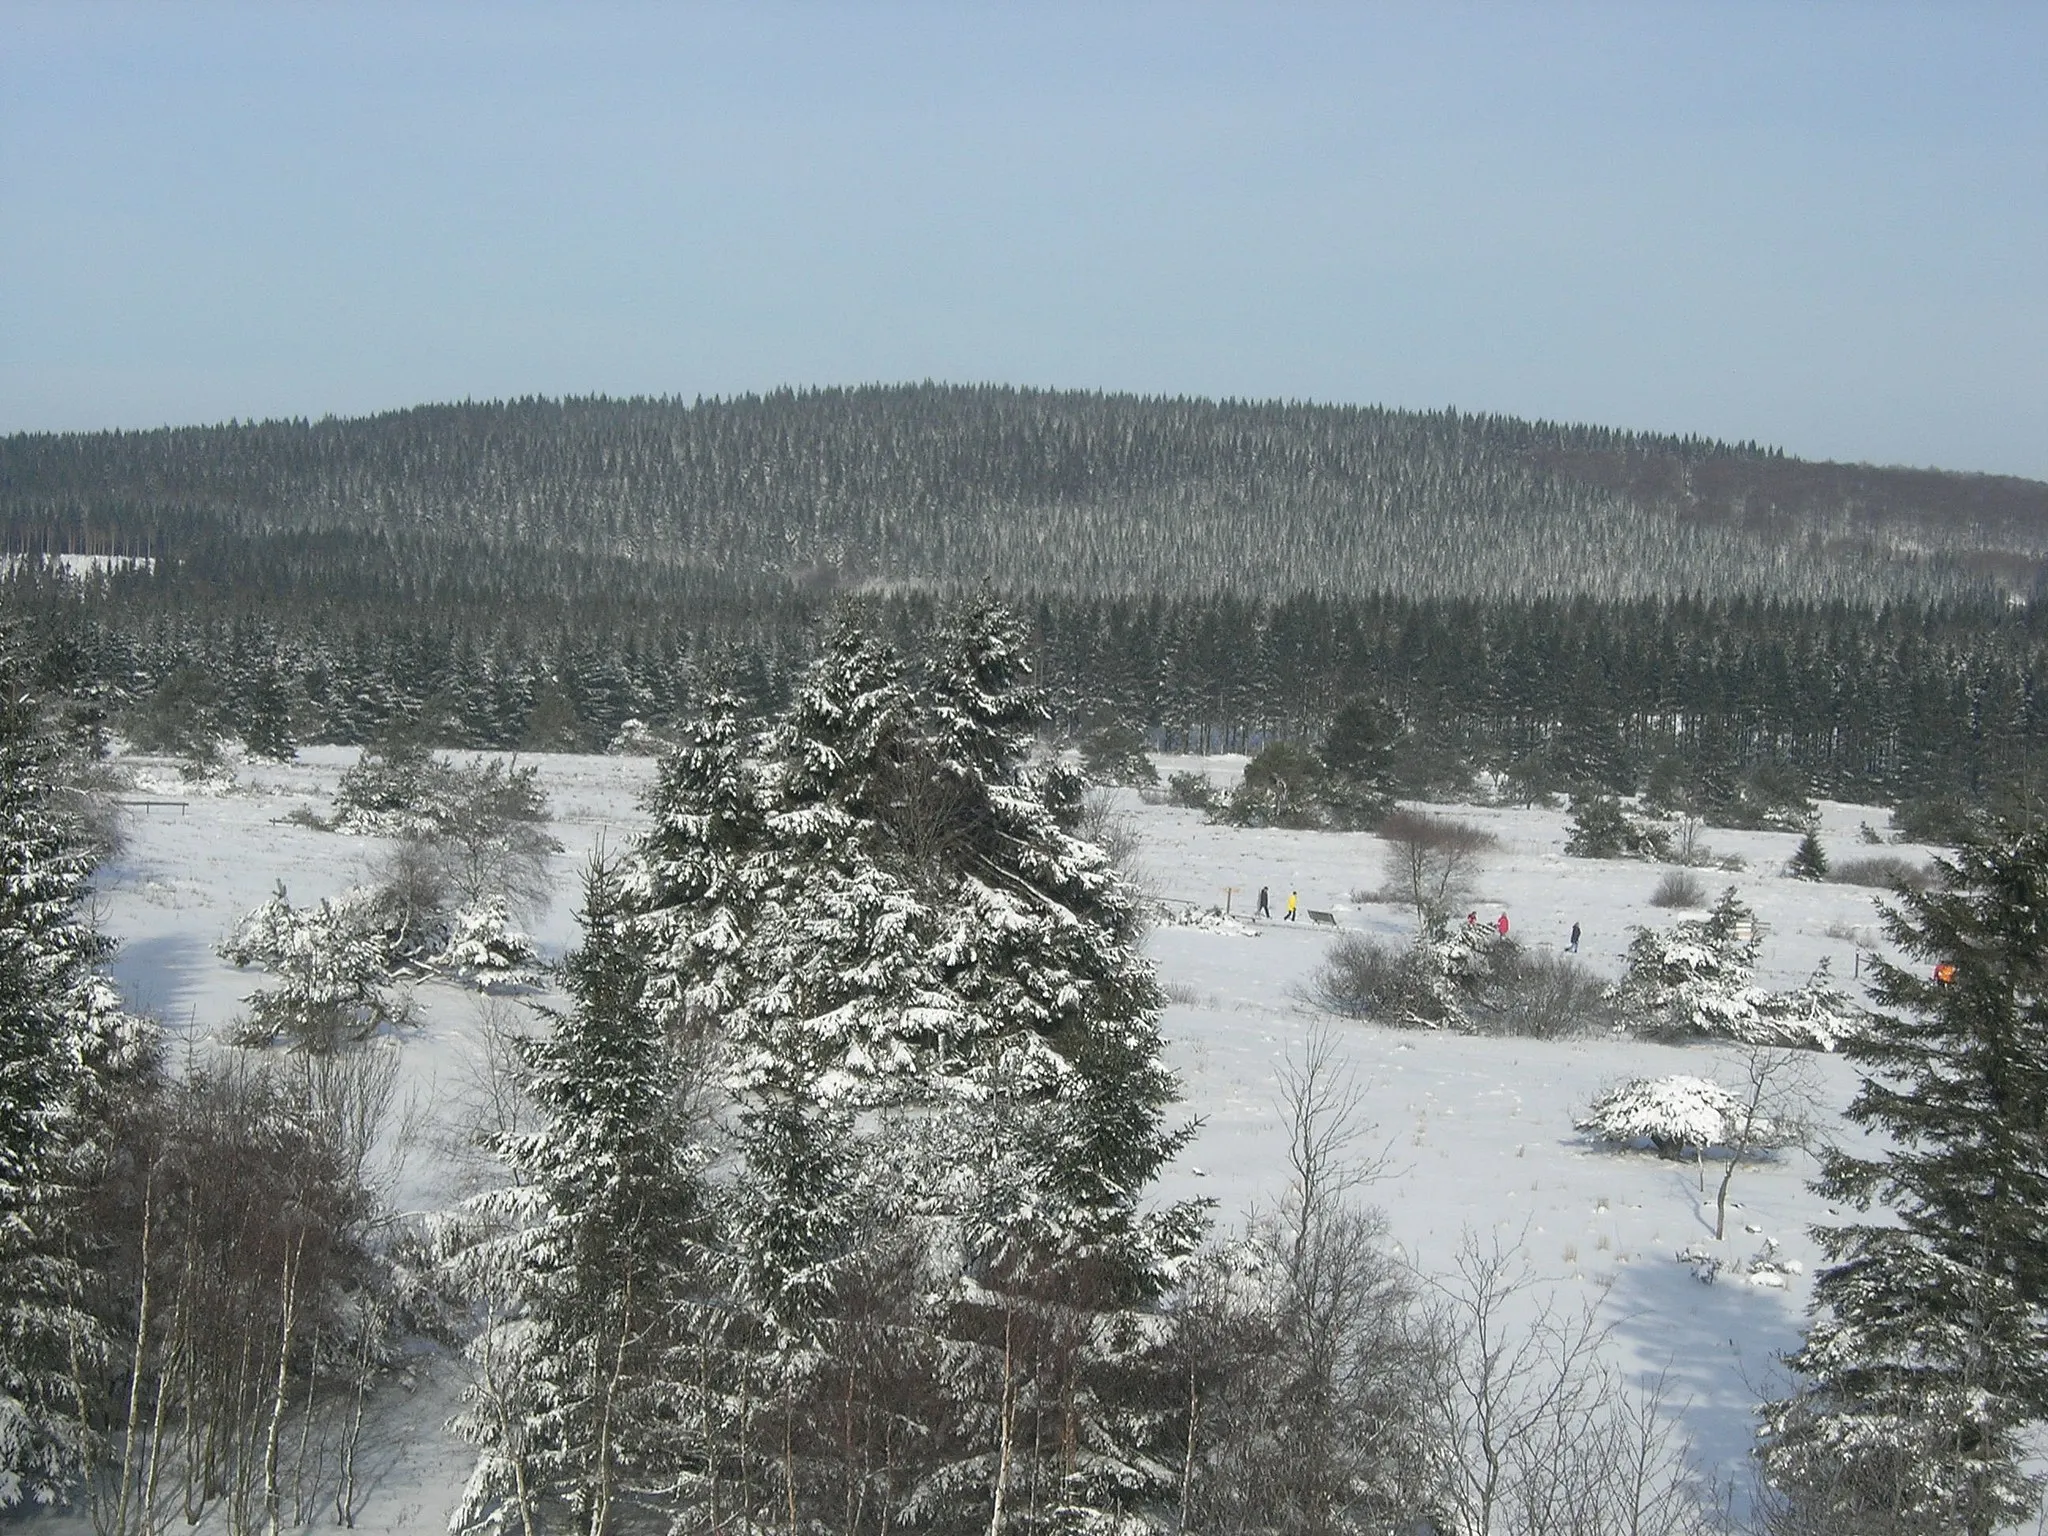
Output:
left=1787, top=830, right=1829, bottom=881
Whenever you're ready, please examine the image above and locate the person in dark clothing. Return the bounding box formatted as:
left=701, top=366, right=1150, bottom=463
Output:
left=1568, top=921, right=1581, bottom=953
left=1255, top=885, right=1271, bottom=918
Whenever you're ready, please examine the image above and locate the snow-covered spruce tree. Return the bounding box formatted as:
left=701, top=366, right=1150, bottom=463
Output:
left=448, top=857, right=716, bottom=1536
left=623, top=599, right=1204, bottom=1534
left=0, top=653, right=152, bottom=1508
left=1612, top=889, right=1863, bottom=1048
left=1759, top=829, right=2048, bottom=1534
left=217, top=885, right=405, bottom=1049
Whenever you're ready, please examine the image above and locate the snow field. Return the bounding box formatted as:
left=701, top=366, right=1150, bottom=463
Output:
left=91, top=746, right=1933, bottom=1522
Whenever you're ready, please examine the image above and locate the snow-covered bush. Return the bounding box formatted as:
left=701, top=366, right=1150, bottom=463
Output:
left=1310, top=920, right=1614, bottom=1037
left=334, top=744, right=553, bottom=861
left=1155, top=901, right=1259, bottom=936
left=332, top=742, right=561, bottom=938
left=224, top=880, right=546, bottom=1018
left=1611, top=889, right=1865, bottom=1048
left=1578, top=1075, right=1771, bottom=1160
left=1748, top=959, right=1866, bottom=1051
left=607, top=717, right=670, bottom=755
left=329, top=737, right=443, bottom=834
left=427, top=898, right=543, bottom=991
left=1565, top=794, right=1671, bottom=861
left=219, top=884, right=407, bottom=1049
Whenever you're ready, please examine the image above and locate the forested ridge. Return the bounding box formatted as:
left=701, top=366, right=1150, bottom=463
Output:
left=9, top=385, right=2048, bottom=601
left=5, top=384, right=2048, bottom=811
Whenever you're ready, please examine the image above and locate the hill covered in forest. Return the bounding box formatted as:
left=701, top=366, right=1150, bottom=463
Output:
left=7, top=385, right=2048, bottom=606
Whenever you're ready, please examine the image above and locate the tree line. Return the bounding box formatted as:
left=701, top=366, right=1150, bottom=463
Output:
left=8, top=561, right=2047, bottom=819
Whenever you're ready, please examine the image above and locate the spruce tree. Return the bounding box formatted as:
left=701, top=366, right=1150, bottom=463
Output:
left=0, top=647, right=151, bottom=1508
left=1788, top=830, right=1829, bottom=881
left=649, top=599, right=1202, bottom=1531
left=449, top=858, right=714, bottom=1535
left=1760, top=828, right=2048, bottom=1533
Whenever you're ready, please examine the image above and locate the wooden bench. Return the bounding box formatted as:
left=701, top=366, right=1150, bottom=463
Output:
left=1307, top=909, right=1337, bottom=927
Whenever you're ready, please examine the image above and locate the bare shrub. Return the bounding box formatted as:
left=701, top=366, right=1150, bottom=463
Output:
left=1167, top=1027, right=1439, bottom=1529
left=366, top=836, right=456, bottom=955
left=1826, top=854, right=1931, bottom=891
left=1651, top=868, right=1707, bottom=908
left=1709, top=1046, right=1817, bottom=1241
left=1311, top=929, right=1614, bottom=1039
left=334, top=747, right=561, bottom=921
left=1425, top=1234, right=1720, bottom=1535
left=1669, top=812, right=1713, bottom=867
left=53, top=749, right=132, bottom=861
left=436, top=998, right=541, bottom=1196
left=1475, top=950, right=1618, bottom=1040
left=1379, top=808, right=1498, bottom=928
left=1307, top=932, right=1437, bottom=1024
left=1076, top=787, right=1149, bottom=886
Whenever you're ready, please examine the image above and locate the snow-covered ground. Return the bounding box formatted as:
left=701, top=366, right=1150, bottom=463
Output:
left=82, top=746, right=1944, bottom=1529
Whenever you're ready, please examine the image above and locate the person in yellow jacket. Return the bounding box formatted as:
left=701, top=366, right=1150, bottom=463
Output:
left=1284, top=891, right=1298, bottom=922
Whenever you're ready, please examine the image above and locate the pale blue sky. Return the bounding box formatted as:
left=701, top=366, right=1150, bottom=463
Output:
left=4, top=2, right=2044, bottom=477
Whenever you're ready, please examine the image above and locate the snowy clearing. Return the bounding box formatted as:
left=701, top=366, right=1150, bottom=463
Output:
left=70, top=746, right=1942, bottom=1529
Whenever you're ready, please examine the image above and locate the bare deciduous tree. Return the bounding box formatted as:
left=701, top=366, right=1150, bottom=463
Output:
left=1713, top=1045, right=1817, bottom=1242
left=1379, top=809, right=1498, bottom=930
left=1424, top=1231, right=1719, bottom=1535
left=84, top=1046, right=403, bottom=1536
left=1169, top=1026, right=1438, bottom=1533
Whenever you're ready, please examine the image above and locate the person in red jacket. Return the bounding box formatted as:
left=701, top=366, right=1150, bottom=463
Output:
left=1496, top=912, right=1509, bottom=937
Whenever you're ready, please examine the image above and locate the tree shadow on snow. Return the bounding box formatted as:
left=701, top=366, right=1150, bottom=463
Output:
left=106, top=929, right=218, bottom=1029
left=1596, top=1240, right=1807, bottom=1493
